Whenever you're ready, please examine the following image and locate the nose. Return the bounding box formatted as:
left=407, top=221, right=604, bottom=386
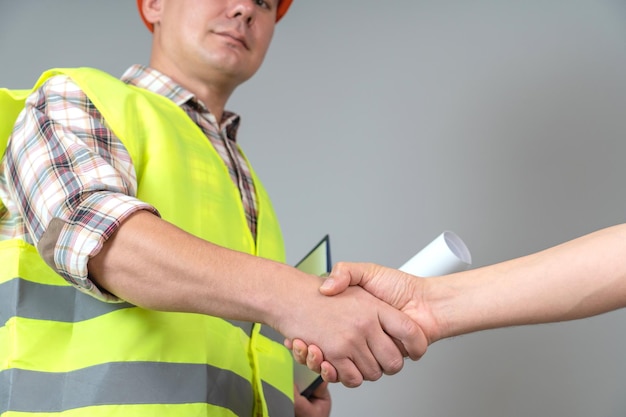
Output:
left=228, top=0, right=255, bottom=25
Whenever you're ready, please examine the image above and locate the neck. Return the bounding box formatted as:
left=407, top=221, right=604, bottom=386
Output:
left=149, top=60, right=236, bottom=123
left=183, top=79, right=232, bottom=122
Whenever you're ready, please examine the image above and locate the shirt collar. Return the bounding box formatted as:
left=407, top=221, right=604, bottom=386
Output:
left=120, top=64, right=241, bottom=129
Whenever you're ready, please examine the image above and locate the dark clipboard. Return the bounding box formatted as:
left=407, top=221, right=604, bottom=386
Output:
left=293, top=234, right=330, bottom=398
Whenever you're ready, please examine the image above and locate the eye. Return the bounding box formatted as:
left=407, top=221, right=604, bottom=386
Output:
left=254, top=0, right=271, bottom=10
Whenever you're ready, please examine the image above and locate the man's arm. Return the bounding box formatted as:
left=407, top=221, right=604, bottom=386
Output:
left=295, top=223, right=626, bottom=382
left=88, top=209, right=428, bottom=387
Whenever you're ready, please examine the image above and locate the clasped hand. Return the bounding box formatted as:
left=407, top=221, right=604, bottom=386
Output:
left=285, top=262, right=436, bottom=386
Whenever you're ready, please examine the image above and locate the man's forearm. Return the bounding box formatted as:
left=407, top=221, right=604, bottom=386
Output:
left=87, top=210, right=316, bottom=327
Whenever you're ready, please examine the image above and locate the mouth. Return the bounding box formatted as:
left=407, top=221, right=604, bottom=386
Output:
left=215, top=30, right=249, bottom=50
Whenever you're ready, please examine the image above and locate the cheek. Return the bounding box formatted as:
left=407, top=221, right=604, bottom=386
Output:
left=256, top=29, right=275, bottom=58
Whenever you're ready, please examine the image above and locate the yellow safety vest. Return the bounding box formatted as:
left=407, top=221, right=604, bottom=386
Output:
left=0, top=68, right=294, bottom=417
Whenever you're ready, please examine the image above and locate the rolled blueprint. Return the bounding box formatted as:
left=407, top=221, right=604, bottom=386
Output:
left=399, top=231, right=472, bottom=277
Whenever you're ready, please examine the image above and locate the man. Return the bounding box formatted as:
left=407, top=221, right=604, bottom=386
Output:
left=0, top=1, right=428, bottom=416
left=290, top=223, right=626, bottom=384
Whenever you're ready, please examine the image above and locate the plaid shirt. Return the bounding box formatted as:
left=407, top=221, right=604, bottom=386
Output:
left=0, top=65, right=258, bottom=301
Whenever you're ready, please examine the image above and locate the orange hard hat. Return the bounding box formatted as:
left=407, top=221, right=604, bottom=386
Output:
left=137, top=0, right=293, bottom=31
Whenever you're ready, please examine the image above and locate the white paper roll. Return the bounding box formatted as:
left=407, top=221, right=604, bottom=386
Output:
left=399, top=231, right=472, bottom=277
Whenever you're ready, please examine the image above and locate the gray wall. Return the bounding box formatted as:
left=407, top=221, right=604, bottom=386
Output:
left=3, top=1, right=626, bottom=416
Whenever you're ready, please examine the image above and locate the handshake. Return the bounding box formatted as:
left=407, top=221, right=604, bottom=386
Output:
left=285, top=231, right=471, bottom=390
left=272, top=221, right=626, bottom=414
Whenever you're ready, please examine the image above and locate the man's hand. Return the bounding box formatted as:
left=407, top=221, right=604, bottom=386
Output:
left=276, top=277, right=428, bottom=388
left=287, top=262, right=440, bottom=383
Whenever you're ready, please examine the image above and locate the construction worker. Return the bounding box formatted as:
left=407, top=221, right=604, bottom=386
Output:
left=0, top=1, right=428, bottom=416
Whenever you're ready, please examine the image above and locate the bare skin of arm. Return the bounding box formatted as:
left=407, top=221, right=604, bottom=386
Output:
left=88, top=210, right=428, bottom=387
left=291, top=223, right=626, bottom=382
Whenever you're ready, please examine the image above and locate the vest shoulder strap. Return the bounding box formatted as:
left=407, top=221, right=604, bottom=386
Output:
left=0, top=88, right=31, bottom=155
left=0, top=67, right=123, bottom=155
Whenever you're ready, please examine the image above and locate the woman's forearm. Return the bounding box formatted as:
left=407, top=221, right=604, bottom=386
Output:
left=431, top=224, right=626, bottom=341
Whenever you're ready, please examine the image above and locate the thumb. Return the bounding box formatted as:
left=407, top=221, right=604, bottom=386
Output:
left=319, top=276, right=345, bottom=295
left=319, top=262, right=366, bottom=295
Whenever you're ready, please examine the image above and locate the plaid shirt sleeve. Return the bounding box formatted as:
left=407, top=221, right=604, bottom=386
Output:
left=4, top=74, right=159, bottom=302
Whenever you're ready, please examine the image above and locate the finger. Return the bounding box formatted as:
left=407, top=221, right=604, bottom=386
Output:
left=305, top=344, right=324, bottom=374
left=318, top=276, right=346, bottom=296
left=340, top=340, right=384, bottom=383
left=291, top=339, right=309, bottom=365
left=320, top=361, right=339, bottom=383
left=378, top=305, right=428, bottom=361
left=309, top=380, right=330, bottom=401
left=293, top=384, right=312, bottom=412
left=319, top=262, right=368, bottom=296
left=332, top=358, right=365, bottom=388
left=283, top=338, right=293, bottom=350
left=366, top=326, right=406, bottom=376
left=392, top=336, right=410, bottom=357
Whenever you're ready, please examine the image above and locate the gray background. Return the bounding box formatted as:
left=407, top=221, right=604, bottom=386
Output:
left=3, top=1, right=626, bottom=416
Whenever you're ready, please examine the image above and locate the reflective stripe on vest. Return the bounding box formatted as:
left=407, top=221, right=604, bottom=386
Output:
left=0, top=68, right=294, bottom=416
left=1, top=365, right=254, bottom=415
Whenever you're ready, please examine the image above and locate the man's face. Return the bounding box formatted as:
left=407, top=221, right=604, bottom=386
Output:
left=154, top=0, right=278, bottom=88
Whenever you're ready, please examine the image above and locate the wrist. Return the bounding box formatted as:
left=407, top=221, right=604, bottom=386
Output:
left=421, top=275, right=463, bottom=343
left=258, top=264, right=325, bottom=334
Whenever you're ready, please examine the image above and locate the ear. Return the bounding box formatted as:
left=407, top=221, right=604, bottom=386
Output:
left=141, top=0, right=164, bottom=28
